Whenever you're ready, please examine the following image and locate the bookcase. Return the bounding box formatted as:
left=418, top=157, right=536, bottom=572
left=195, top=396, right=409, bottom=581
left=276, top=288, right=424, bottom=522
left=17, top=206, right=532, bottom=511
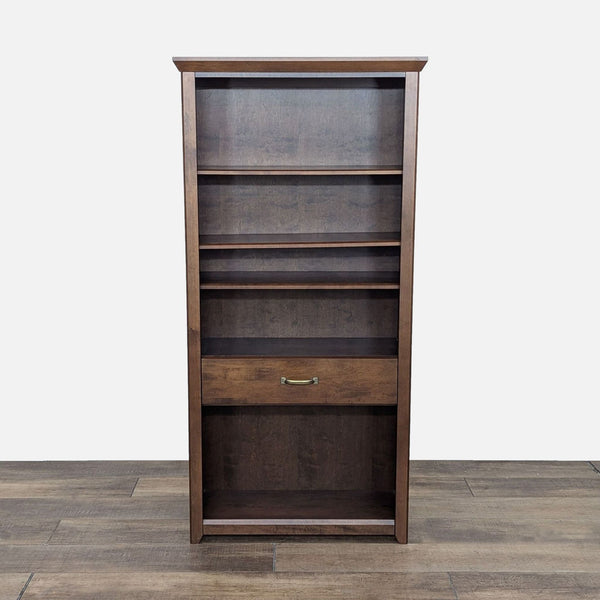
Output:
left=173, top=57, right=427, bottom=542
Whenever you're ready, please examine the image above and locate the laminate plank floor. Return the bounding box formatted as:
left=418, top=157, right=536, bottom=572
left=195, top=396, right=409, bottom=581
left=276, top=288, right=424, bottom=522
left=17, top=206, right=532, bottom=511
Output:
left=0, top=574, right=30, bottom=600
left=20, top=572, right=455, bottom=600
left=0, top=478, right=138, bottom=498
left=134, top=476, right=473, bottom=499
left=0, top=461, right=598, bottom=600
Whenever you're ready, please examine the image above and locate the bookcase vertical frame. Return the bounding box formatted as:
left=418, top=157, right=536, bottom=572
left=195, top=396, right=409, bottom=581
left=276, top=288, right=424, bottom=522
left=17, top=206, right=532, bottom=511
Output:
left=181, top=72, right=203, bottom=542
left=396, top=71, right=420, bottom=543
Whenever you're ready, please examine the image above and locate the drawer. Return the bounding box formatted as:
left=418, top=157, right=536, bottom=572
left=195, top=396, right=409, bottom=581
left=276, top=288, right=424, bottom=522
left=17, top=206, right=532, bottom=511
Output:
left=202, top=358, right=397, bottom=405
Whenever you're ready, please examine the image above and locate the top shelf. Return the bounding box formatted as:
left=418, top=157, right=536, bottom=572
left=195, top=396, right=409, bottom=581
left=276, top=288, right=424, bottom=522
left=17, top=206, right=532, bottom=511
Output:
left=173, top=57, right=428, bottom=73
left=197, top=167, right=403, bottom=176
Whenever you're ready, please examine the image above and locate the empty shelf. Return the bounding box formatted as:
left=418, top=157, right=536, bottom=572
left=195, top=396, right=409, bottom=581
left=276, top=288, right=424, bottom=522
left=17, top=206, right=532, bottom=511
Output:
left=202, top=337, right=398, bottom=357
left=204, top=490, right=395, bottom=521
left=197, top=166, right=403, bottom=175
left=199, top=232, right=401, bottom=249
left=200, top=271, right=399, bottom=289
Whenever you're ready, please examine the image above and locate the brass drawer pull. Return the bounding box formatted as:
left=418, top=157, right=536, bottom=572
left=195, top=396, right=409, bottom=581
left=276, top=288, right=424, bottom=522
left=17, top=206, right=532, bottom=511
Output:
left=280, top=376, right=319, bottom=385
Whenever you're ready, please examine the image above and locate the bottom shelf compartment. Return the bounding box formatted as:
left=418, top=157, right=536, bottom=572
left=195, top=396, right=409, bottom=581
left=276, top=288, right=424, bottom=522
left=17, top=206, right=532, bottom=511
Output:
left=202, top=406, right=397, bottom=535
left=203, top=490, right=394, bottom=535
left=204, top=489, right=394, bottom=520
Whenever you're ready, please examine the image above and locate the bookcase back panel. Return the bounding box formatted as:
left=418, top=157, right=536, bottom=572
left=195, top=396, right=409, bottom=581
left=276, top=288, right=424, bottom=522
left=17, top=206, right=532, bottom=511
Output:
left=201, top=337, right=398, bottom=358
left=203, top=406, right=396, bottom=491
left=196, top=78, right=405, bottom=168
left=198, top=175, right=402, bottom=235
left=200, top=247, right=400, bottom=273
left=201, top=290, right=398, bottom=339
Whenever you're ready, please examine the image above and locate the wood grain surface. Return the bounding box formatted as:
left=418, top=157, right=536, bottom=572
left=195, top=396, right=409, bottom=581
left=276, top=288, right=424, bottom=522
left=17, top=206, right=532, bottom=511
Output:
left=410, top=516, right=600, bottom=543
left=201, top=289, right=398, bottom=339
left=0, top=574, right=30, bottom=600
left=196, top=167, right=403, bottom=175
left=0, top=543, right=272, bottom=573
left=466, top=477, right=600, bottom=497
left=133, top=476, right=472, bottom=498
left=47, top=519, right=189, bottom=545
left=450, top=572, right=600, bottom=599
left=274, top=542, right=600, bottom=573
left=198, top=232, right=402, bottom=249
left=22, top=572, right=452, bottom=599
left=0, top=461, right=188, bottom=480
left=202, top=407, right=395, bottom=493
left=195, top=80, right=404, bottom=169
left=202, top=357, right=398, bottom=405
left=173, top=57, right=428, bottom=73
left=181, top=70, right=203, bottom=543
left=395, top=70, right=420, bottom=543
left=0, top=478, right=137, bottom=498
left=591, top=461, right=600, bottom=471
left=1, top=460, right=599, bottom=599
left=0, top=497, right=189, bottom=520
left=0, top=521, right=59, bottom=545
left=411, top=460, right=599, bottom=478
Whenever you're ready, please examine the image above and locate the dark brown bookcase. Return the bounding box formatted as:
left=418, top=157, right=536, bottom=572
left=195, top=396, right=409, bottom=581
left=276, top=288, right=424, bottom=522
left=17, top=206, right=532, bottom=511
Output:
left=173, top=57, right=427, bottom=542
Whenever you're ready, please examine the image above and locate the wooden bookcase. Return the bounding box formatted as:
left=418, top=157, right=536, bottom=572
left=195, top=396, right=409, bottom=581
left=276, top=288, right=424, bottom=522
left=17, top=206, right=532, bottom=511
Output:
left=173, top=57, right=427, bottom=542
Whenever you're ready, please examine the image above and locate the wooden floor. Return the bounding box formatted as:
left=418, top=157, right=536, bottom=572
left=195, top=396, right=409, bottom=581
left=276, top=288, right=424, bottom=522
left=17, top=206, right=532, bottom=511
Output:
left=1, top=461, right=600, bottom=599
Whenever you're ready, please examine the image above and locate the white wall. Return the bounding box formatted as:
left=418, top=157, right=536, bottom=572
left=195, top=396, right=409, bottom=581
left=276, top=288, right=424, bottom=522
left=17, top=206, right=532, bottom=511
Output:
left=0, top=0, right=598, bottom=460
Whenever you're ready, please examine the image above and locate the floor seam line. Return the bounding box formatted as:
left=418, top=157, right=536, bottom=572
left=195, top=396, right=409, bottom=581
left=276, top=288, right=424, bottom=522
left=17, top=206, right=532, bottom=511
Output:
left=273, top=542, right=277, bottom=572
left=448, top=572, right=460, bottom=600
left=464, top=477, right=475, bottom=496
left=130, top=477, right=140, bottom=496
left=45, top=519, right=62, bottom=544
left=16, top=573, right=34, bottom=600
left=588, top=461, right=600, bottom=476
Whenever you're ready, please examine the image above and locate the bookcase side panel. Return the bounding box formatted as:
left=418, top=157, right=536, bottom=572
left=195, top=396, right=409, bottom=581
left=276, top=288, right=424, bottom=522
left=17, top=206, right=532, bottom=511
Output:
left=182, top=71, right=203, bottom=543
left=396, top=72, right=420, bottom=543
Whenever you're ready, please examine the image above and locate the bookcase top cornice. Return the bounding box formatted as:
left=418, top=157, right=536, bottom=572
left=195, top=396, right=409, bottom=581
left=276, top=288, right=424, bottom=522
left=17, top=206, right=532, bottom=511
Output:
left=173, top=57, right=428, bottom=73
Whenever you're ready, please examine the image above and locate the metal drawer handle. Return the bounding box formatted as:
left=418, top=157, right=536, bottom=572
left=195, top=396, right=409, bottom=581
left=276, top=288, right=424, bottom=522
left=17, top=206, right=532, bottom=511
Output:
left=280, top=376, right=319, bottom=385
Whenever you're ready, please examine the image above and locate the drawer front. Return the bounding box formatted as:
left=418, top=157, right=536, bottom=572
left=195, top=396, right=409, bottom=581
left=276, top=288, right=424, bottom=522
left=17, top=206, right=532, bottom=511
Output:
left=202, top=358, right=397, bottom=405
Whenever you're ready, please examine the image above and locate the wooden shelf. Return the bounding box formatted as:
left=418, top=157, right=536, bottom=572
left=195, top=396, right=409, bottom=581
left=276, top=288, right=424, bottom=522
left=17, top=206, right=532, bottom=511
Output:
left=199, top=232, right=401, bottom=250
left=200, top=271, right=399, bottom=289
left=197, top=167, right=403, bottom=175
left=203, top=490, right=395, bottom=521
left=203, top=520, right=393, bottom=535
left=203, top=489, right=395, bottom=535
left=202, top=337, right=398, bottom=357
left=194, top=71, right=408, bottom=79
left=173, top=56, right=428, bottom=73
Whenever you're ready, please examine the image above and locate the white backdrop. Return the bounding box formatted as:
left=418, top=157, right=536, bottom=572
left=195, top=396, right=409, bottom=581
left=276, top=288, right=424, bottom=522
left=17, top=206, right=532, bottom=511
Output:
left=0, top=0, right=598, bottom=460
